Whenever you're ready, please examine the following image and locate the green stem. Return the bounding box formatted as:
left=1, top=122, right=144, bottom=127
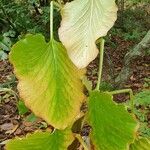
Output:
left=76, top=134, right=89, bottom=150
left=50, top=1, right=54, bottom=40
left=95, top=38, right=105, bottom=91
left=109, top=89, right=134, bottom=110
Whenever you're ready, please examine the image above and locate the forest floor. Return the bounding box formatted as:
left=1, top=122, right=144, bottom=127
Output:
left=0, top=34, right=149, bottom=150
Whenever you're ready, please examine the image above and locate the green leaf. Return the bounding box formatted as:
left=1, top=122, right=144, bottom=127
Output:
left=17, top=100, right=29, bottom=115
left=10, top=34, right=85, bottom=129
left=59, top=0, right=118, bottom=68
left=129, top=138, right=150, bottom=150
left=134, top=90, right=150, bottom=106
left=87, top=91, right=137, bottom=150
left=6, top=129, right=74, bottom=150
left=25, top=113, right=37, bottom=122
left=0, top=50, right=8, bottom=60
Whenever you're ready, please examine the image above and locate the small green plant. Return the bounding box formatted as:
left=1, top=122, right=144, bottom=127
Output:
left=17, top=100, right=29, bottom=115
left=133, top=90, right=150, bottom=138
left=0, top=30, right=15, bottom=60
left=0, top=0, right=61, bottom=39
left=5, top=0, right=150, bottom=150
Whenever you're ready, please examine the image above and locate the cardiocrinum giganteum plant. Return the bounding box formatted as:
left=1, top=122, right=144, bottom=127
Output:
left=5, top=0, right=150, bottom=150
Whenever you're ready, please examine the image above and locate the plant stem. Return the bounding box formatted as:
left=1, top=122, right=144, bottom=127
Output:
left=109, top=89, right=133, bottom=99
left=76, top=134, right=89, bottom=150
left=95, top=38, right=105, bottom=91
left=109, top=89, right=134, bottom=110
left=50, top=1, right=54, bottom=40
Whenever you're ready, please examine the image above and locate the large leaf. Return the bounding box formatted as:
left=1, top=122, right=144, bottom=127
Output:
left=10, top=34, right=85, bottom=129
left=87, top=91, right=137, bottom=150
left=6, top=129, right=74, bottom=150
left=129, top=138, right=150, bottom=150
left=59, top=0, right=118, bottom=68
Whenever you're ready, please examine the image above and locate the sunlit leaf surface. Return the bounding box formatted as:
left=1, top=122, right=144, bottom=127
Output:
left=10, top=34, right=85, bottom=129
left=6, top=129, right=74, bottom=150
left=59, top=0, right=118, bottom=68
left=129, top=138, right=150, bottom=150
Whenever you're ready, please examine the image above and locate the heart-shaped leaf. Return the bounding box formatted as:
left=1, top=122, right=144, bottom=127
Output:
left=6, top=129, right=74, bottom=150
left=59, top=0, right=118, bottom=68
left=10, top=34, right=85, bottom=129
left=87, top=91, right=137, bottom=150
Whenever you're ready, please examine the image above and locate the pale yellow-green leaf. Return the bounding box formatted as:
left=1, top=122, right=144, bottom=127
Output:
left=129, top=138, right=150, bottom=150
left=10, top=34, right=85, bottom=129
left=59, top=0, right=118, bottom=68
left=6, top=129, right=74, bottom=150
